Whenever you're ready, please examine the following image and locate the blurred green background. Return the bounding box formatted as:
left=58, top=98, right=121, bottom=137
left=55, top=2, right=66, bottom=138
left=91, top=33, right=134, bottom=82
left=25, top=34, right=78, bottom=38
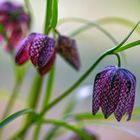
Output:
left=0, top=0, right=140, bottom=140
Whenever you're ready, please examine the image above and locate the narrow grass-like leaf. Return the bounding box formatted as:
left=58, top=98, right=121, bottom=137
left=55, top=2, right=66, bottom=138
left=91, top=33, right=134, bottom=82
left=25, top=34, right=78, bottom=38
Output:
left=42, top=119, right=92, bottom=140
left=0, top=109, right=35, bottom=128
left=114, top=40, right=140, bottom=52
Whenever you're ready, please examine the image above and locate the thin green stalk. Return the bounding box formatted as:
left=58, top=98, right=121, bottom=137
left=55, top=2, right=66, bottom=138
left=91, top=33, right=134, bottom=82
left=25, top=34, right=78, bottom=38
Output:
left=58, top=17, right=140, bottom=33
left=2, top=82, right=21, bottom=118
left=44, top=0, right=53, bottom=34
left=113, top=53, right=121, bottom=67
left=13, top=73, right=43, bottom=140
left=70, top=22, right=118, bottom=45
left=41, top=119, right=93, bottom=140
left=114, top=40, right=140, bottom=52
left=33, top=66, right=56, bottom=140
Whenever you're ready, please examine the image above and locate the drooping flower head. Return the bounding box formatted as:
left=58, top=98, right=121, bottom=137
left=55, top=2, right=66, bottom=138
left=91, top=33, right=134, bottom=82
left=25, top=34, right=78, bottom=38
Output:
left=15, top=33, right=56, bottom=75
left=56, top=35, right=81, bottom=70
left=92, top=65, right=136, bottom=121
left=0, top=1, right=30, bottom=51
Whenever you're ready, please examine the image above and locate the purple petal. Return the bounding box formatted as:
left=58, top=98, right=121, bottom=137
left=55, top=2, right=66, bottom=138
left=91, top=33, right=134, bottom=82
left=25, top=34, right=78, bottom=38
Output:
left=92, top=66, right=117, bottom=115
left=15, top=33, right=36, bottom=65
left=114, top=70, right=132, bottom=121
left=57, top=35, right=81, bottom=70
left=29, top=34, right=55, bottom=67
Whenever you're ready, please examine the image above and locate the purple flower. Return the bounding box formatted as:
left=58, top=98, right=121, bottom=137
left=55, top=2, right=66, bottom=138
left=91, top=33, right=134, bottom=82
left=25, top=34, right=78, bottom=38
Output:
left=15, top=33, right=56, bottom=76
left=56, top=35, right=81, bottom=70
left=92, top=65, right=136, bottom=121
left=0, top=1, right=30, bottom=51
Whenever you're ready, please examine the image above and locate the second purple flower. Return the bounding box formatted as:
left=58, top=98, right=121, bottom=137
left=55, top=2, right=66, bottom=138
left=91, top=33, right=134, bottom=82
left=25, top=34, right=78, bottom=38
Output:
left=92, top=65, right=136, bottom=121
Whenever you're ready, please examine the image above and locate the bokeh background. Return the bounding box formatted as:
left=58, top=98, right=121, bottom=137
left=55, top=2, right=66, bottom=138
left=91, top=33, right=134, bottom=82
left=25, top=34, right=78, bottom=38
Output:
left=0, top=0, right=140, bottom=140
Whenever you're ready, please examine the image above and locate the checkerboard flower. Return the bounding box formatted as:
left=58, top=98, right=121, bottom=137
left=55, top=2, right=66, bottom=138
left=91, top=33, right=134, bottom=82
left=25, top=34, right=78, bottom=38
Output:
left=92, top=65, right=136, bottom=121
left=56, top=35, right=81, bottom=70
left=0, top=1, right=30, bottom=51
left=15, top=33, right=56, bottom=75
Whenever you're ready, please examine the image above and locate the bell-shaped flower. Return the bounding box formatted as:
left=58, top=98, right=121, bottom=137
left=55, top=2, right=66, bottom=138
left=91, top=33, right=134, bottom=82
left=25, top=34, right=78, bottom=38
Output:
left=92, top=65, right=136, bottom=121
left=56, top=35, right=81, bottom=70
left=0, top=1, right=30, bottom=51
left=15, top=33, right=56, bottom=75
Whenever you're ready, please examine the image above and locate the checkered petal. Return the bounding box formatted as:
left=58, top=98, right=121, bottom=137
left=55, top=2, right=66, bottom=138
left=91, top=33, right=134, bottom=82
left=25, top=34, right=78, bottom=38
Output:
left=29, top=34, right=55, bottom=68
left=123, top=69, right=136, bottom=121
left=114, top=70, right=132, bottom=121
left=15, top=33, right=36, bottom=65
left=92, top=66, right=117, bottom=115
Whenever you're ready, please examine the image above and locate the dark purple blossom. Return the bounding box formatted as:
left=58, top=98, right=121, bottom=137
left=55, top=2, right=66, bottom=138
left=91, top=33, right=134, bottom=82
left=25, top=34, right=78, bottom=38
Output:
left=56, top=35, right=81, bottom=70
left=15, top=33, right=56, bottom=75
left=92, top=65, right=136, bottom=121
left=0, top=1, right=30, bottom=51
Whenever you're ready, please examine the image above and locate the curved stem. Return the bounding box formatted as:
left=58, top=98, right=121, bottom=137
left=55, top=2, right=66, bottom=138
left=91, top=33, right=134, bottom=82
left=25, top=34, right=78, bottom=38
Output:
left=58, top=17, right=140, bottom=33
left=70, top=22, right=118, bottom=45
left=113, top=53, right=121, bottom=67
left=41, top=119, right=93, bottom=140
left=40, top=52, right=107, bottom=116
left=2, top=82, right=21, bottom=118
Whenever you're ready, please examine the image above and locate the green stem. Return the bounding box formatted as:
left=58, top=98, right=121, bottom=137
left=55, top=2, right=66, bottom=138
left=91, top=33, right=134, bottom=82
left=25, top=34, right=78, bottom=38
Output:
left=43, top=66, right=56, bottom=107
left=41, top=119, right=93, bottom=140
left=70, top=22, right=118, bottom=45
left=113, top=53, right=121, bottom=67
left=33, top=66, right=55, bottom=140
left=58, top=17, right=140, bottom=33
left=114, top=40, right=140, bottom=52
left=2, top=82, right=21, bottom=118
left=40, top=53, right=107, bottom=116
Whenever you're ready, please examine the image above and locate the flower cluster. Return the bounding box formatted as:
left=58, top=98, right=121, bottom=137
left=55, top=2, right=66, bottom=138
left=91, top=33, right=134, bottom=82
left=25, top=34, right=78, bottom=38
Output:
left=92, top=65, right=136, bottom=121
left=15, top=33, right=81, bottom=75
left=0, top=1, right=30, bottom=51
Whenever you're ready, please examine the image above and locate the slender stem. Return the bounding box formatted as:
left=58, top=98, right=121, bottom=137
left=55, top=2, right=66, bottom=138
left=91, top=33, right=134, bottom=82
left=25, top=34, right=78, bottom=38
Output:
left=70, top=21, right=118, bottom=45
left=33, top=66, right=55, bottom=140
left=2, top=82, right=21, bottom=118
left=40, top=52, right=107, bottom=116
left=58, top=17, right=140, bottom=33
left=113, top=53, right=121, bottom=67
left=43, top=66, right=56, bottom=107
left=41, top=119, right=93, bottom=140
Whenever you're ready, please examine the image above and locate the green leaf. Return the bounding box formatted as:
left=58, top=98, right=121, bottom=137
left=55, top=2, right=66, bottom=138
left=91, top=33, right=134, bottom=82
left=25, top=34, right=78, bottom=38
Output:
left=0, top=109, right=35, bottom=128
left=114, top=40, right=140, bottom=53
